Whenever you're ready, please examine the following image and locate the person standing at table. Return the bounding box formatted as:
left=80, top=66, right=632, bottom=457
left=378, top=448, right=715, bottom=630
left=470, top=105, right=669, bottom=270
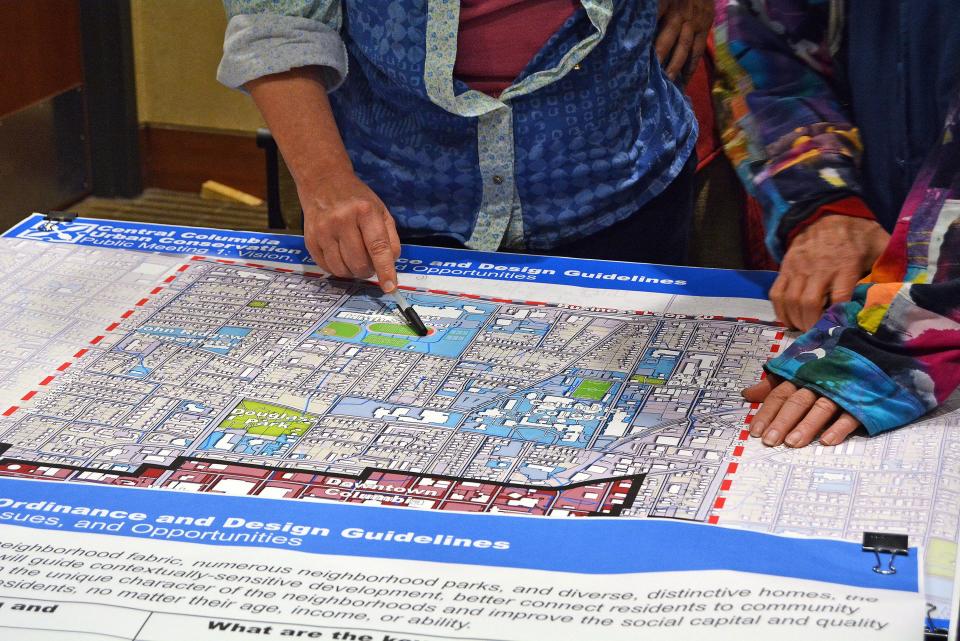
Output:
left=218, top=1, right=713, bottom=292
left=714, top=0, right=960, bottom=447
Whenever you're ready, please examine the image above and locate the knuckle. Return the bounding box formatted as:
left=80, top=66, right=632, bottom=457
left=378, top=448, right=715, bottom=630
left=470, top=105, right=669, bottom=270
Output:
left=831, top=289, right=854, bottom=301
left=754, top=406, right=774, bottom=420
left=352, top=200, right=375, bottom=217
left=308, top=216, right=331, bottom=233
left=782, top=395, right=807, bottom=409
left=771, top=385, right=794, bottom=400
left=366, top=238, right=393, bottom=256
left=814, top=396, right=837, bottom=411
left=783, top=390, right=814, bottom=406
left=325, top=213, right=347, bottom=229
left=782, top=290, right=801, bottom=304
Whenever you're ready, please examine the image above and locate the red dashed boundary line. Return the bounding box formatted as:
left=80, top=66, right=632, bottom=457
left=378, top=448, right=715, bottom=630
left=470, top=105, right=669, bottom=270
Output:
left=1, top=261, right=196, bottom=419
left=191, top=256, right=791, bottom=529
left=2, top=252, right=789, bottom=525
left=708, top=330, right=786, bottom=525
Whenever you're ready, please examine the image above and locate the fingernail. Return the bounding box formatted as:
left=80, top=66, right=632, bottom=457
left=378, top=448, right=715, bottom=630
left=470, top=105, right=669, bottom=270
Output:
left=750, top=420, right=765, bottom=437
left=382, top=280, right=395, bottom=292
left=762, top=429, right=781, bottom=447
left=820, top=433, right=836, bottom=446
left=785, top=432, right=802, bottom=447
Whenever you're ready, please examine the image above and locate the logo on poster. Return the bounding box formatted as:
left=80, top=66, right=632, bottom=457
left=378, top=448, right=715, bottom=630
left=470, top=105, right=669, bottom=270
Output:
left=18, top=222, right=98, bottom=244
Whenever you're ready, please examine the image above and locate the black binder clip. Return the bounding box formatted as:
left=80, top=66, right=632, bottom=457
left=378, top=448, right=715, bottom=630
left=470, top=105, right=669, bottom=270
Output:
left=43, top=211, right=78, bottom=223
left=862, top=532, right=908, bottom=575
left=925, top=603, right=949, bottom=640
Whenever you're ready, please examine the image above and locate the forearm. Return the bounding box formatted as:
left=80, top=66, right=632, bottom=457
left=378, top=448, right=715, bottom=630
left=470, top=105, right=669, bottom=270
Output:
left=713, top=0, right=867, bottom=259
left=246, top=67, right=400, bottom=289
left=247, top=67, right=354, bottom=194
left=764, top=97, right=960, bottom=435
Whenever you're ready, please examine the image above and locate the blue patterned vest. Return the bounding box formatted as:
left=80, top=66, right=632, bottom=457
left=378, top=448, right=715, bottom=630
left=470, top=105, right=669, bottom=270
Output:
left=328, top=0, right=696, bottom=251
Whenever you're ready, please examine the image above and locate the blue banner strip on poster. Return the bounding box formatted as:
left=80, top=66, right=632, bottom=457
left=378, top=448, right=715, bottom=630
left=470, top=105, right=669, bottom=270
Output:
left=3, top=214, right=775, bottom=299
left=0, top=478, right=917, bottom=593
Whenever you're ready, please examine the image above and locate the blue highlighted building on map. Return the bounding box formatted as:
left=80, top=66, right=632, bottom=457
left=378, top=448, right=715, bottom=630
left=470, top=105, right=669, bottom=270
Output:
left=312, top=291, right=496, bottom=358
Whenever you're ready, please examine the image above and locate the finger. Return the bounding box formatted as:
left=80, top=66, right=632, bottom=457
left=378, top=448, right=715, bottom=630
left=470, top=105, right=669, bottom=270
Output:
left=741, top=378, right=774, bottom=403
left=304, top=232, right=329, bottom=274
left=784, top=395, right=839, bottom=448
left=337, top=224, right=375, bottom=279
left=313, top=254, right=331, bottom=275
left=655, top=13, right=683, bottom=66
left=685, top=32, right=708, bottom=80
left=820, top=413, right=860, bottom=446
left=750, top=381, right=796, bottom=438
left=780, top=274, right=808, bottom=330
left=664, top=22, right=695, bottom=79
left=320, top=241, right=351, bottom=279
left=828, top=270, right=859, bottom=307
left=358, top=207, right=400, bottom=293
left=742, top=373, right=783, bottom=403
left=769, top=274, right=789, bottom=328
left=762, top=388, right=818, bottom=446
left=797, top=275, right=830, bottom=331
left=383, top=210, right=402, bottom=259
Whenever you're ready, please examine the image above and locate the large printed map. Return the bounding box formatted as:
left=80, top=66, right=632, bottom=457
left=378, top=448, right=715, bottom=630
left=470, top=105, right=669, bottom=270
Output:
left=0, top=247, right=779, bottom=522
left=0, top=226, right=956, bottom=626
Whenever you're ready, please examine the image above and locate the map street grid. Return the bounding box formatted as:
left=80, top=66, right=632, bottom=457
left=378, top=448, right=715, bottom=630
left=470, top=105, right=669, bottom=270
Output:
left=0, top=251, right=780, bottom=524
left=0, top=230, right=955, bottom=627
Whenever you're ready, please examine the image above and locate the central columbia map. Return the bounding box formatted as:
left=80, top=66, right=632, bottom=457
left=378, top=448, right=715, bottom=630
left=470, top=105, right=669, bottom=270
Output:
left=0, top=256, right=781, bottom=521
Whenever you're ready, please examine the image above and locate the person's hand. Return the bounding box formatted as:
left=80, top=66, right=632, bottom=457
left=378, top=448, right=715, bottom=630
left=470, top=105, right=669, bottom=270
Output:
left=742, top=375, right=862, bottom=447
left=772, top=216, right=890, bottom=330
left=300, top=171, right=402, bottom=292
left=655, top=0, right=714, bottom=81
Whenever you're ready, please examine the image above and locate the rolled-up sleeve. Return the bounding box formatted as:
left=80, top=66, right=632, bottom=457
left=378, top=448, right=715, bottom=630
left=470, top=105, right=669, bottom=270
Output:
left=217, top=1, right=347, bottom=92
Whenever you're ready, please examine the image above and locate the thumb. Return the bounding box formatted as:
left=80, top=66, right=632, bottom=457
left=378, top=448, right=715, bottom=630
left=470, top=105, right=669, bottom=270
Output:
left=741, top=374, right=781, bottom=402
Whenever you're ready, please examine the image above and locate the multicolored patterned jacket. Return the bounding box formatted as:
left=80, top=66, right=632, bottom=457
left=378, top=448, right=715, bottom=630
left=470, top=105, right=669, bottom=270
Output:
left=714, top=0, right=960, bottom=434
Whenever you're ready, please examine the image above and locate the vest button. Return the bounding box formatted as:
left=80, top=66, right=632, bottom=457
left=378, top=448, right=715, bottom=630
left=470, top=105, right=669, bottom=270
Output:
left=492, top=175, right=504, bottom=185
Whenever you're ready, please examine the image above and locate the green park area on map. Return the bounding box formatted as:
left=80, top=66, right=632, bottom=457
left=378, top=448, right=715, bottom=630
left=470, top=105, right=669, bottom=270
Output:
left=219, top=400, right=316, bottom=437
left=572, top=379, right=613, bottom=400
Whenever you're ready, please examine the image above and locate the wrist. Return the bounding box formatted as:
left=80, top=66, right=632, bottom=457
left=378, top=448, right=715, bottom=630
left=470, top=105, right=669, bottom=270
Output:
left=787, top=196, right=876, bottom=245
left=296, top=165, right=357, bottom=198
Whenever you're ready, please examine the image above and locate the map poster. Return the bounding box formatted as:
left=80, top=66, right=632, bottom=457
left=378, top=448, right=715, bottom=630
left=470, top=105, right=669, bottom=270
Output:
left=0, top=215, right=944, bottom=639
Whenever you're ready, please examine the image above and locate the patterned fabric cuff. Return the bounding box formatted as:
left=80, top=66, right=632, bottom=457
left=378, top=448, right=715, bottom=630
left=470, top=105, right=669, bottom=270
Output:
left=765, top=345, right=926, bottom=436
left=217, top=14, right=348, bottom=92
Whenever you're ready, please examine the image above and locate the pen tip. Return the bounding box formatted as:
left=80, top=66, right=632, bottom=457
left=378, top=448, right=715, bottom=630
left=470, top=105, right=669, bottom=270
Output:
left=404, top=307, right=429, bottom=337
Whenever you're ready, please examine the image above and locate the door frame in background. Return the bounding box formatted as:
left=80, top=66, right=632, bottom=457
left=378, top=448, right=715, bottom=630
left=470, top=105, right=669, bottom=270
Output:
left=79, top=0, right=142, bottom=198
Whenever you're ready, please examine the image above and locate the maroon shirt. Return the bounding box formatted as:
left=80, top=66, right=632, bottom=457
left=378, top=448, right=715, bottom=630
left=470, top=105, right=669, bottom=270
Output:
left=454, top=0, right=580, bottom=96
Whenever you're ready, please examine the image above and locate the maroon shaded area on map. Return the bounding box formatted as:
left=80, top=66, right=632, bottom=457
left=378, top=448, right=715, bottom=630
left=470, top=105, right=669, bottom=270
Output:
left=0, top=458, right=642, bottom=517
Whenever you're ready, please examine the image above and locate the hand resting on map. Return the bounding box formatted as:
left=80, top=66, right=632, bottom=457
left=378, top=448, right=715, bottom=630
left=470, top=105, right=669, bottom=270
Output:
left=741, top=375, right=862, bottom=448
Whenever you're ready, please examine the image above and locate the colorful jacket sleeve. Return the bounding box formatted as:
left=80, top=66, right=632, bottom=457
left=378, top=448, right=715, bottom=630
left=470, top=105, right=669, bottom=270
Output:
left=765, top=98, right=960, bottom=435
left=712, top=0, right=871, bottom=260
left=218, top=1, right=347, bottom=91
